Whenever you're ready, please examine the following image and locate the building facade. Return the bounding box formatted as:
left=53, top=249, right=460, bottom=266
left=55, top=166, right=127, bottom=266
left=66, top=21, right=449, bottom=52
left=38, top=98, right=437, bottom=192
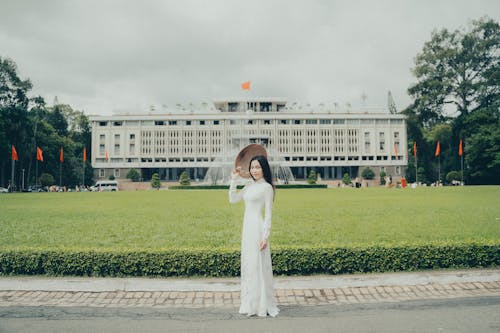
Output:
left=90, top=98, right=407, bottom=182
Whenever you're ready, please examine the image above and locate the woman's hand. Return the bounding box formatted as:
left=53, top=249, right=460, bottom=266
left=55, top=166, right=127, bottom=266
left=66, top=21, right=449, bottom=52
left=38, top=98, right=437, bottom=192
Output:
left=259, top=239, right=268, bottom=251
left=231, top=167, right=241, bottom=180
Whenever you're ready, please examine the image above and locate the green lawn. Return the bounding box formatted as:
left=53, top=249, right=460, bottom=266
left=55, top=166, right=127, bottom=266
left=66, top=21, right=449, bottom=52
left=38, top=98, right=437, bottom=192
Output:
left=1, top=186, right=499, bottom=250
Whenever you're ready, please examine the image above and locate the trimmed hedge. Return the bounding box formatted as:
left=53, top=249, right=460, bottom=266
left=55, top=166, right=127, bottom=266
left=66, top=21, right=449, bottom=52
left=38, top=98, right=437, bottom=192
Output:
left=276, top=184, right=327, bottom=189
left=168, top=184, right=327, bottom=190
left=1, top=243, right=498, bottom=277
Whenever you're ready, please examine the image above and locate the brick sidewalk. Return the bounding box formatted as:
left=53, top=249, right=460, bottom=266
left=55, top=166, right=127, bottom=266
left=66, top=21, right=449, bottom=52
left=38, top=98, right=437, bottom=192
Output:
left=1, top=281, right=499, bottom=309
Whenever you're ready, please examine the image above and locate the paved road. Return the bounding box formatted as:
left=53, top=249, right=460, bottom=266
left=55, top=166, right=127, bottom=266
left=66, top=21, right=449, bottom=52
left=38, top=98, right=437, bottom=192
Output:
left=1, top=297, right=499, bottom=332
left=1, top=269, right=499, bottom=332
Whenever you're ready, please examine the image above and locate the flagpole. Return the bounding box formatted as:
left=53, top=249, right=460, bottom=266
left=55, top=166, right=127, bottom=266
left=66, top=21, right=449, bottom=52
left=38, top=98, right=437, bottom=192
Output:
left=415, top=154, right=417, bottom=185
left=461, top=153, right=464, bottom=185
left=82, top=161, right=85, bottom=188
left=11, top=159, right=15, bottom=191
left=59, top=162, right=62, bottom=187
left=438, top=155, right=441, bottom=185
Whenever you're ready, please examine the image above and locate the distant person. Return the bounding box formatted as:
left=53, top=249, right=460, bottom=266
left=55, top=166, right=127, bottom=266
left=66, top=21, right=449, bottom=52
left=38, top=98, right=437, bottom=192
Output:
left=229, top=155, right=279, bottom=317
left=385, top=176, right=392, bottom=188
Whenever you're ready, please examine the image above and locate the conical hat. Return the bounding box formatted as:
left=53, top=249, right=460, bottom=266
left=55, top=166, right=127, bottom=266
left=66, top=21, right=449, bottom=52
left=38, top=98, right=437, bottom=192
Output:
left=234, top=144, right=268, bottom=178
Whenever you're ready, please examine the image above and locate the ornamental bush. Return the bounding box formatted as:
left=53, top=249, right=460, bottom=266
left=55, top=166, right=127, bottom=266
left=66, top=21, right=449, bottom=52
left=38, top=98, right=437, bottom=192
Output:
left=0, top=242, right=497, bottom=277
left=151, top=173, right=160, bottom=189
left=39, top=173, right=55, bottom=187
left=342, top=173, right=351, bottom=185
left=361, top=167, right=375, bottom=180
left=179, top=171, right=191, bottom=186
left=380, top=171, right=387, bottom=185
left=446, top=170, right=461, bottom=183
left=168, top=184, right=328, bottom=190
left=307, top=170, right=317, bottom=184
left=126, top=168, right=140, bottom=182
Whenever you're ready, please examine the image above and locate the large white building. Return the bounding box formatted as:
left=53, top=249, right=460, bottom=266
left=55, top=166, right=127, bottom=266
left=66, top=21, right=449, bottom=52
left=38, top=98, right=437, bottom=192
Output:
left=90, top=98, right=407, bottom=182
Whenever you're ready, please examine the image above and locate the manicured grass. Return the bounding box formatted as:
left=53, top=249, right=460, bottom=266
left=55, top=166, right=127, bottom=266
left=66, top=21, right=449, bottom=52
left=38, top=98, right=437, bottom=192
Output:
left=1, top=186, right=499, bottom=250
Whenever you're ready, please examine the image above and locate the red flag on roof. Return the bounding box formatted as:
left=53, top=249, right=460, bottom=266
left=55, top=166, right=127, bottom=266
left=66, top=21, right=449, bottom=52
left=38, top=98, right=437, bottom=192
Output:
left=241, top=81, right=250, bottom=90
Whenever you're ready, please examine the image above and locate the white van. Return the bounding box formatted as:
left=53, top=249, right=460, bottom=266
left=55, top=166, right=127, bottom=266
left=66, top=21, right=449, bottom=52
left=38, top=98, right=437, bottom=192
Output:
left=93, top=180, right=119, bottom=192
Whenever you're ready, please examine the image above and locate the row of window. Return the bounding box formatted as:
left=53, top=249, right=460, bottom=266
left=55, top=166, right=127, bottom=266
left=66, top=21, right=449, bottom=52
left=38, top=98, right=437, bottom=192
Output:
left=100, top=131, right=399, bottom=141
left=98, top=119, right=404, bottom=127
left=96, top=155, right=404, bottom=167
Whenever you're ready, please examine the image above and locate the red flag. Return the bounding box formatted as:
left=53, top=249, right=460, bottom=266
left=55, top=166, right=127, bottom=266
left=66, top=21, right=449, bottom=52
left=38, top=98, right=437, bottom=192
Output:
left=36, top=147, right=44, bottom=162
left=458, top=139, right=463, bottom=156
left=105, top=150, right=109, bottom=161
left=60, top=147, right=64, bottom=163
left=241, top=81, right=250, bottom=90
left=83, top=147, right=87, bottom=162
left=435, top=141, right=440, bottom=157
left=394, top=144, right=398, bottom=156
left=413, top=141, right=417, bottom=157
left=12, top=145, right=19, bottom=161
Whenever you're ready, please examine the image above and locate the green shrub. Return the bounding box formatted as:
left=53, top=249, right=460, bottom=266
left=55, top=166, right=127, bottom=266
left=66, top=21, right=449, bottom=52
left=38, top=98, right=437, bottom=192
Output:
left=109, top=175, right=115, bottom=181
left=126, top=169, right=140, bottom=182
left=179, top=171, right=191, bottom=186
left=361, top=168, right=375, bottom=180
left=39, top=173, right=55, bottom=187
left=342, top=173, right=351, bottom=185
left=1, top=242, right=497, bottom=277
left=151, top=173, right=160, bottom=189
left=446, top=170, right=461, bottom=183
left=168, top=184, right=328, bottom=190
left=307, top=170, right=317, bottom=184
left=380, top=171, right=386, bottom=185
left=276, top=184, right=327, bottom=189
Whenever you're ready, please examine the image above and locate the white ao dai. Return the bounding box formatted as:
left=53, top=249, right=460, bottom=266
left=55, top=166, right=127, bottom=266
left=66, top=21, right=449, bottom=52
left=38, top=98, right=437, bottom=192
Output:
left=229, top=178, right=279, bottom=317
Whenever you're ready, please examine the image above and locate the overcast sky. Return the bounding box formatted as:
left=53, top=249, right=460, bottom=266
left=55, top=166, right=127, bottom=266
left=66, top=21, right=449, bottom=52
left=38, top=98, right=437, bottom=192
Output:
left=1, top=0, right=499, bottom=115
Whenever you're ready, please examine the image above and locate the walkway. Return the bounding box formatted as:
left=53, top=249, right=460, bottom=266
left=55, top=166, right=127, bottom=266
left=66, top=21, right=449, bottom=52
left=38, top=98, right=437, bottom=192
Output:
left=1, top=269, right=499, bottom=309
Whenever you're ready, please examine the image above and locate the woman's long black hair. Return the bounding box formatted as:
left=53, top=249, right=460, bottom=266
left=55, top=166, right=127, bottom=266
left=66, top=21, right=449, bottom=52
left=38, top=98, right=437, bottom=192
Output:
left=249, top=155, right=275, bottom=197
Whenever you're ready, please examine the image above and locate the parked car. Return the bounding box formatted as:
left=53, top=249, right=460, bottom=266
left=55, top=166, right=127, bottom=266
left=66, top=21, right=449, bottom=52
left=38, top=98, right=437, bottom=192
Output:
left=92, top=180, right=119, bottom=191
left=28, top=185, right=48, bottom=192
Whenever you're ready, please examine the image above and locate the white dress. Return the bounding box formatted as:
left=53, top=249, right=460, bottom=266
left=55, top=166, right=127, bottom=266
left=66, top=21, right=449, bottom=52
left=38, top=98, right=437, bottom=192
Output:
left=229, top=178, right=279, bottom=317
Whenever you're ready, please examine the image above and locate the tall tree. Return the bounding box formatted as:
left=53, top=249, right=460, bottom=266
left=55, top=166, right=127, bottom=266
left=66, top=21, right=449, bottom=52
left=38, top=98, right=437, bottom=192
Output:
left=408, top=17, right=499, bottom=126
left=405, top=17, right=499, bottom=184
left=0, top=57, right=32, bottom=187
left=0, top=57, right=94, bottom=188
left=46, top=104, right=69, bottom=137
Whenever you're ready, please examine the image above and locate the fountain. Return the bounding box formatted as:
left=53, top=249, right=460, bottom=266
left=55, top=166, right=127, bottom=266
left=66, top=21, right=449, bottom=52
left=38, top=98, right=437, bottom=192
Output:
left=203, top=114, right=295, bottom=185
left=203, top=144, right=295, bottom=185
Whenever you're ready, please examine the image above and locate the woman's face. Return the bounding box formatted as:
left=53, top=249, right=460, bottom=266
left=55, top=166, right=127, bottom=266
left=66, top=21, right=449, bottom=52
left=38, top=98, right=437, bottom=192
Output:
left=250, top=160, right=263, bottom=180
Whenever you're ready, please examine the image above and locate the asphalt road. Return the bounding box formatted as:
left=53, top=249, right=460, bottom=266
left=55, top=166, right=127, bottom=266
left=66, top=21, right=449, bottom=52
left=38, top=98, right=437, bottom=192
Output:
left=1, top=296, right=499, bottom=333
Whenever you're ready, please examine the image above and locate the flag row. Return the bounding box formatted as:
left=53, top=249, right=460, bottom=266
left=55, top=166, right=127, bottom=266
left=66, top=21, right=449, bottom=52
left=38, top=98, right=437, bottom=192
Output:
left=11, top=146, right=87, bottom=163
left=12, top=141, right=463, bottom=162
left=412, top=140, right=464, bottom=157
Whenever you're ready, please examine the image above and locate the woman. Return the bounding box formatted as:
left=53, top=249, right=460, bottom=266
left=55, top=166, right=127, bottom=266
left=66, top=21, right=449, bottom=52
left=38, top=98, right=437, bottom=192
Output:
left=229, top=155, right=279, bottom=317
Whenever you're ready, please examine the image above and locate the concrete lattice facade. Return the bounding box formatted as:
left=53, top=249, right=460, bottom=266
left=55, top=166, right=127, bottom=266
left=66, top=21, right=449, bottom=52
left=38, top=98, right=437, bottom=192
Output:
left=90, top=98, right=407, bottom=182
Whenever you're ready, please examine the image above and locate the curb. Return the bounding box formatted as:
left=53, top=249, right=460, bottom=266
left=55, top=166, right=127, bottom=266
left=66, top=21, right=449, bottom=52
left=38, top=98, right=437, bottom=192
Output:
left=1, top=269, right=499, bottom=292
